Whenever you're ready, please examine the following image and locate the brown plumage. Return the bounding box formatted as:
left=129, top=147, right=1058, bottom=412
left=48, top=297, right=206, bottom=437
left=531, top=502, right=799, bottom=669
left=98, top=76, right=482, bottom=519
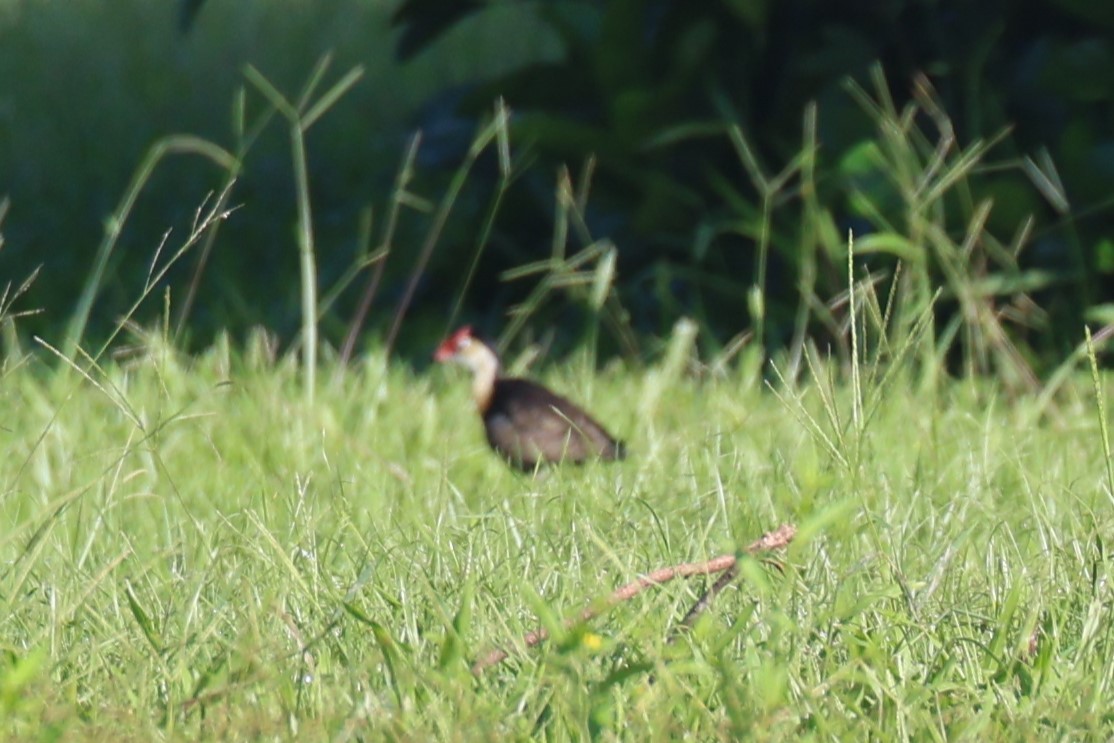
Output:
left=434, top=326, right=626, bottom=470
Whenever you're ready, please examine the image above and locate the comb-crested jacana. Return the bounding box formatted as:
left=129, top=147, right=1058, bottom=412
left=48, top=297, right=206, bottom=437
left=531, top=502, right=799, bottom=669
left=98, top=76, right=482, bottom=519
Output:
left=434, top=326, right=626, bottom=470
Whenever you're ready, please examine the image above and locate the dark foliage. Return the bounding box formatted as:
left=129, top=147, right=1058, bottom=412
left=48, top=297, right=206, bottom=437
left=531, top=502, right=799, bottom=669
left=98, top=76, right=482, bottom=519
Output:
left=393, top=0, right=1114, bottom=368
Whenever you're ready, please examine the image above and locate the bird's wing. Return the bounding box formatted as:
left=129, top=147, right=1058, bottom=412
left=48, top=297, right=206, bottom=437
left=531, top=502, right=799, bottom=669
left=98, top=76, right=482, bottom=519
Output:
left=491, top=380, right=621, bottom=464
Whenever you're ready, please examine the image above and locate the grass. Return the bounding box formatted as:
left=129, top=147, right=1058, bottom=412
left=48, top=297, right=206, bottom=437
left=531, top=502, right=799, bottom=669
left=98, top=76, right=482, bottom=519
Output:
left=3, top=9, right=1114, bottom=737
left=0, top=0, right=564, bottom=343
left=2, top=319, right=1114, bottom=740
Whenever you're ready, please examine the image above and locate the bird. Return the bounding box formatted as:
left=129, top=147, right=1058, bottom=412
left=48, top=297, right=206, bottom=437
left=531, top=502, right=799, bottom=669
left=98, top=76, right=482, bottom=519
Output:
left=434, top=326, right=626, bottom=470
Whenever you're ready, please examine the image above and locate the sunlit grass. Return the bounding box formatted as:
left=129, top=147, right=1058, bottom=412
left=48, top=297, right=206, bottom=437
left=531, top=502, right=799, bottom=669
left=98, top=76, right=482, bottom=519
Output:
left=3, top=8, right=1113, bottom=737
left=2, top=322, right=1113, bottom=740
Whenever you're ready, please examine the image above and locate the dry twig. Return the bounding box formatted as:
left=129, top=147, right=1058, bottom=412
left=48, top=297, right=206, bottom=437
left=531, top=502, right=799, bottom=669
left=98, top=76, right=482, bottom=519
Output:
left=471, top=523, right=796, bottom=674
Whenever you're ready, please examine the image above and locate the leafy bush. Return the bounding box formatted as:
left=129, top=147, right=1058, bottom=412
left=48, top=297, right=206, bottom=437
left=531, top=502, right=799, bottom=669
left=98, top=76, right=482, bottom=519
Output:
left=2, top=0, right=1112, bottom=372
left=393, top=0, right=1114, bottom=371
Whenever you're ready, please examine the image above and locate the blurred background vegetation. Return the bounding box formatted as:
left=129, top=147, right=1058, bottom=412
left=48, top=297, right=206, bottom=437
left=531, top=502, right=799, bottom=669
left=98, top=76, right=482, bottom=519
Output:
left=1, top=0, right=1112, bottom=376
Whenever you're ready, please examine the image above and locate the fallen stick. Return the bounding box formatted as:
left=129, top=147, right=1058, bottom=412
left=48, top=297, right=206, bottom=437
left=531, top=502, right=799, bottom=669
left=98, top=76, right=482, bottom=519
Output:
left=471, top=523, right=797, bottom=674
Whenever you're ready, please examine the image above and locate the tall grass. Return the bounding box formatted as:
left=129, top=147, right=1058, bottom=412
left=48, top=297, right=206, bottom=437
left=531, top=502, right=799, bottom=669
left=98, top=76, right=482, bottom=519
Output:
left=3, top=283, right=1114, bottom=738
left=842, top=69, right=1062, bottom=391
left=61, top=137, right=238, bottom=362
left=244, top=57, right=365, bottom=402
left=0, top=0, right=562, bottom=345
left=717, top=67, right=1083, bottom=399
left=5, top=32, right=1114, bottom=740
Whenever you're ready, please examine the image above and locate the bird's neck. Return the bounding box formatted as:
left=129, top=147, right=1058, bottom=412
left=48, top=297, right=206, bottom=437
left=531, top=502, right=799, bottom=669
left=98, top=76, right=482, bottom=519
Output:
left=467, top=347, right=500, bottom=412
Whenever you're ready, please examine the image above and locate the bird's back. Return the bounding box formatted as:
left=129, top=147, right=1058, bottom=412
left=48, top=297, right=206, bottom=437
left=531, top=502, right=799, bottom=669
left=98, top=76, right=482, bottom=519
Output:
left=484, top=378, right=625, bottom=469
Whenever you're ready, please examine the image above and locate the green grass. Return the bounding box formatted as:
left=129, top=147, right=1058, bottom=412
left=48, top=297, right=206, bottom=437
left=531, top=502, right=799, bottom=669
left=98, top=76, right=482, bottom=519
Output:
left=2, top=322, right=1114, bottom=740
left=3, top=10, right=1113, bottom=737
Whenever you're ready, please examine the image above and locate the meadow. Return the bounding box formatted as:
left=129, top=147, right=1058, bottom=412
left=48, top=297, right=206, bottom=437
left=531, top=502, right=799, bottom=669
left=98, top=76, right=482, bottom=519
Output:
left=2, top=315, right=1114, bottom=741
left=3, top=2, right=1114, bottom=739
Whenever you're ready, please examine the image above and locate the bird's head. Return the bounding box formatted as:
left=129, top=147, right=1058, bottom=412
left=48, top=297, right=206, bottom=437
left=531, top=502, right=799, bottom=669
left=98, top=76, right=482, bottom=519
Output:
left=434, top=325, right=498, bottom=374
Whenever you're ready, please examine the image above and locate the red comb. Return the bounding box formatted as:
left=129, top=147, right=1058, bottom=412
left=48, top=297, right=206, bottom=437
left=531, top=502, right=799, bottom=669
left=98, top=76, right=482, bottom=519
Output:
left=434, top=325, right=474, bottom=361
